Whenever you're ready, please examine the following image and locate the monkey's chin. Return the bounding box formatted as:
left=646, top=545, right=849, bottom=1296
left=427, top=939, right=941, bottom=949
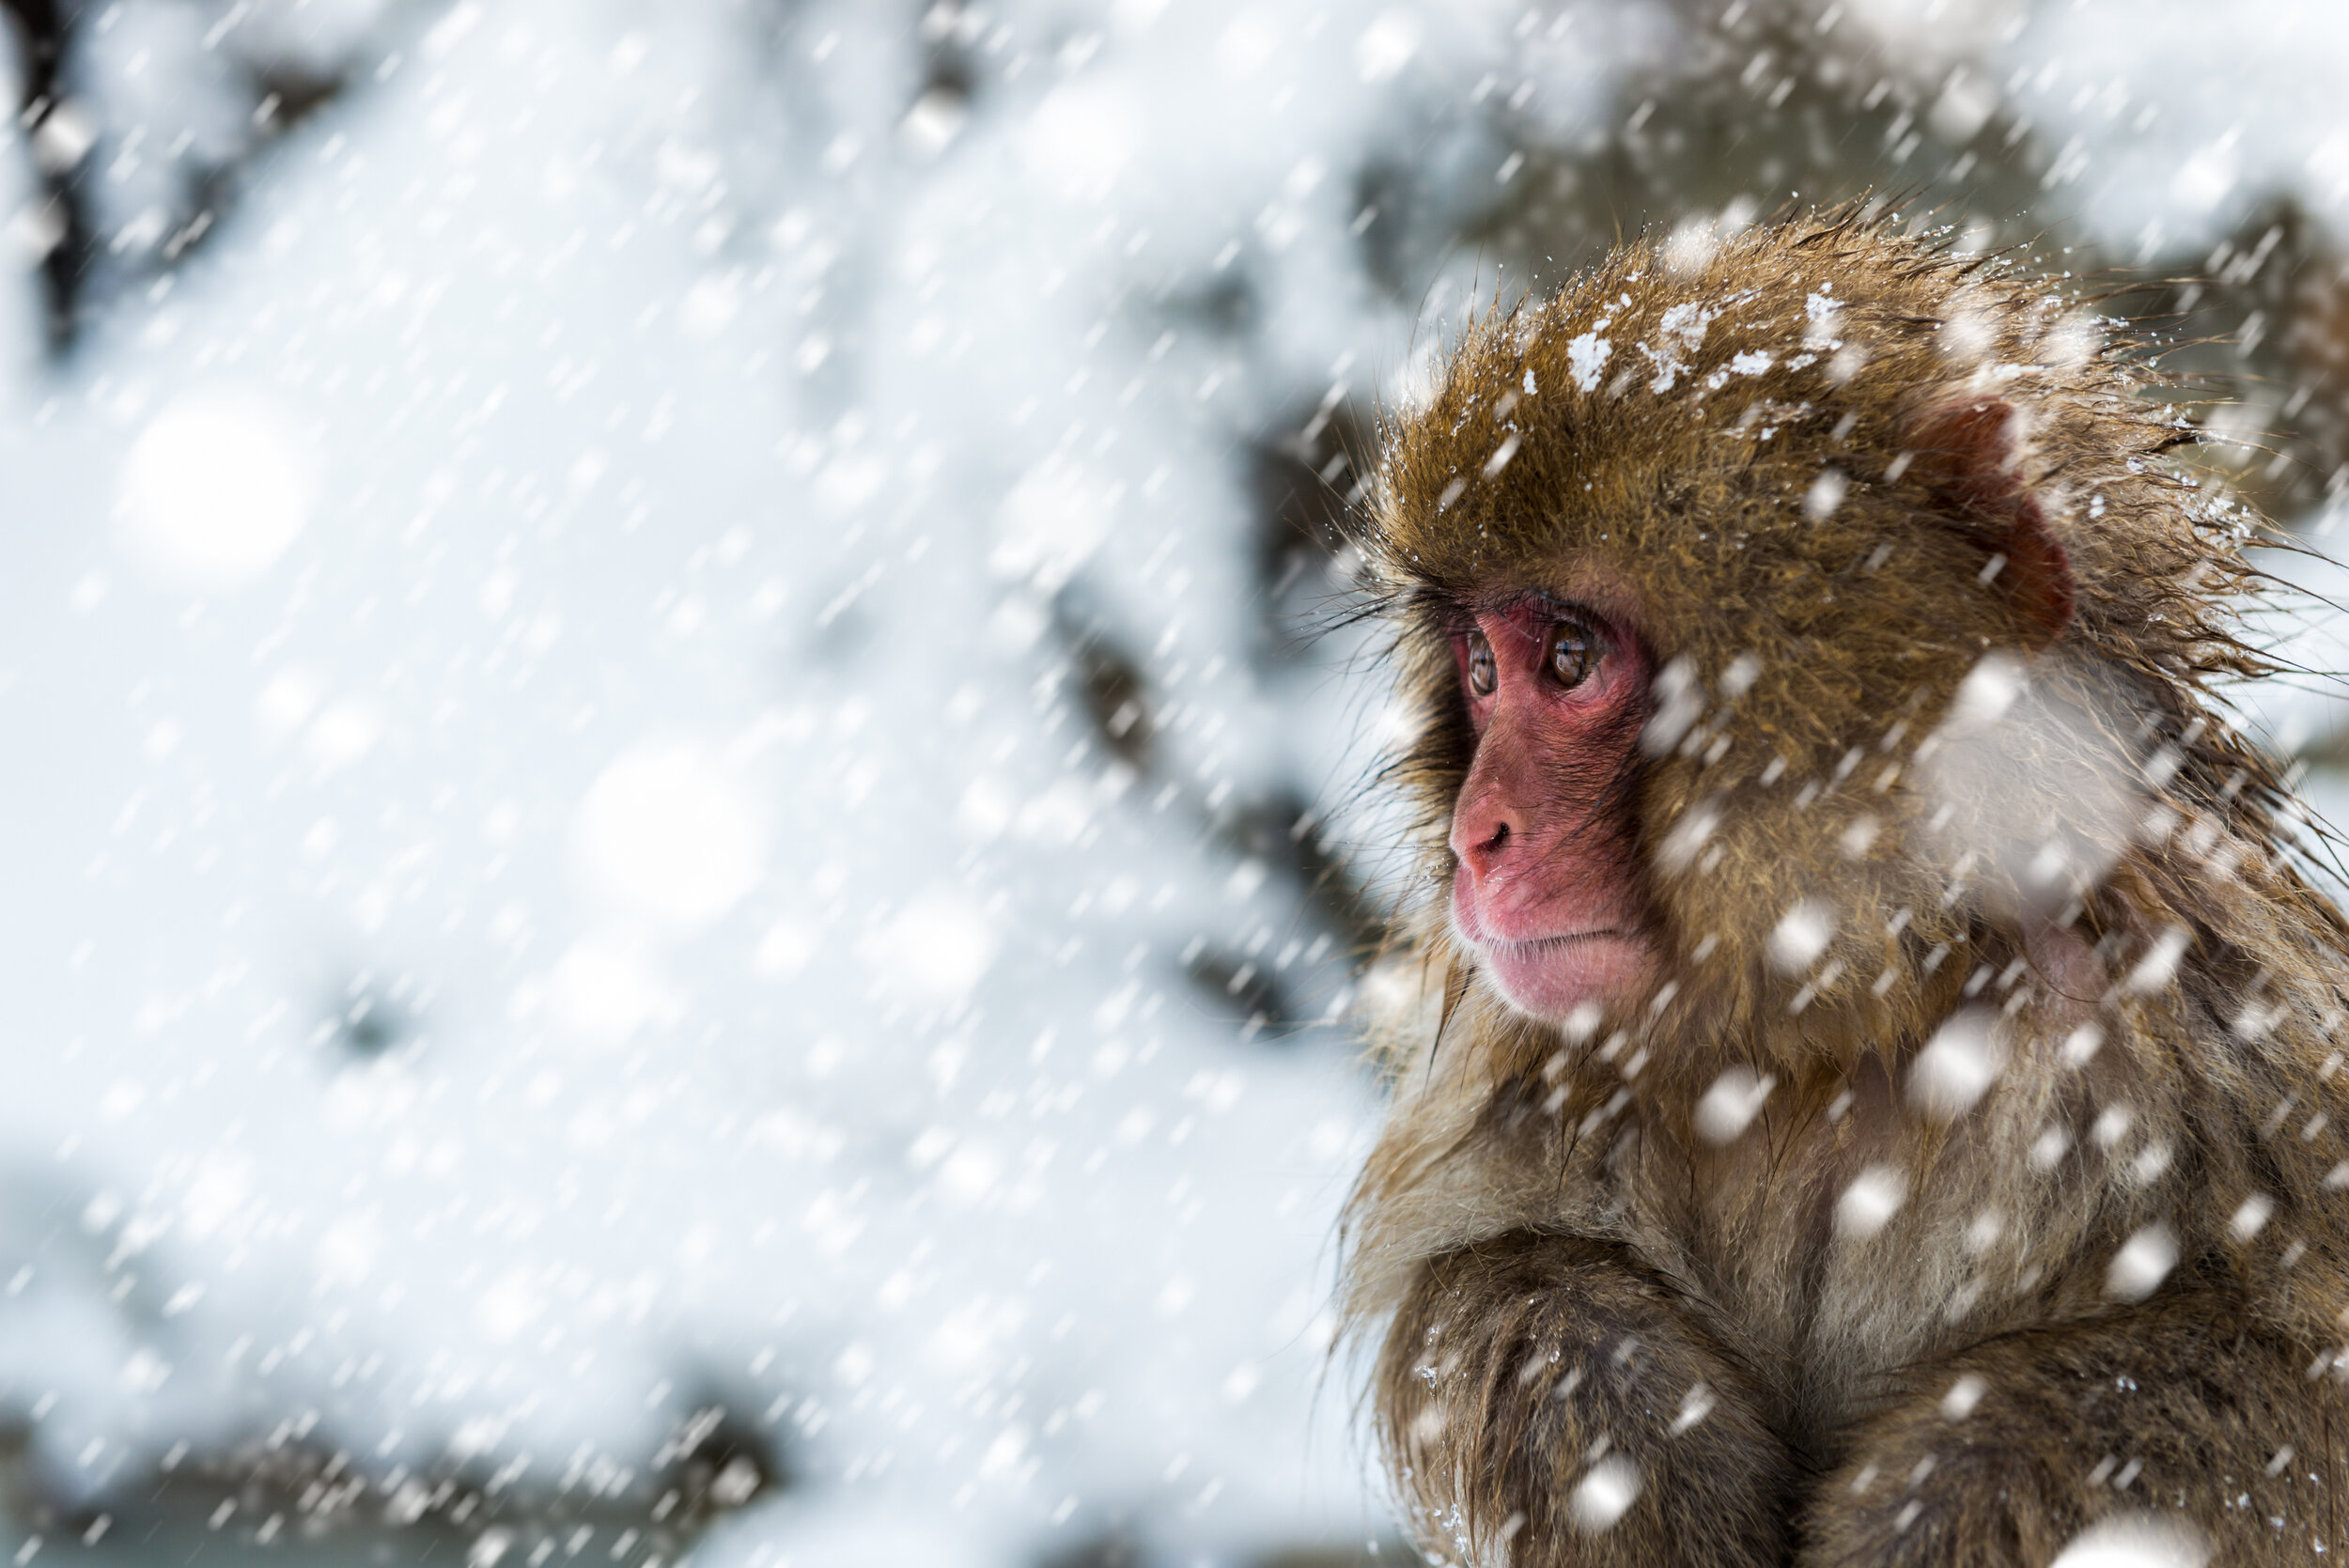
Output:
left=1476, top=933, right=1657, bottom=1023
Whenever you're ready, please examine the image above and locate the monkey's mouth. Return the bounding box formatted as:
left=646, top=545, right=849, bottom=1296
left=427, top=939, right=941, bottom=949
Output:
left=1450, top=890, right=1641, bottom=956
left=1467, top=926, right=1657, bottom=1021
left=1497, top=929, right=1641, bottom=953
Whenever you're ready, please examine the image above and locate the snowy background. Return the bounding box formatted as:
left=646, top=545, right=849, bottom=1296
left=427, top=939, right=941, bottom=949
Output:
left=0, top=1, right=2343, bottom=1564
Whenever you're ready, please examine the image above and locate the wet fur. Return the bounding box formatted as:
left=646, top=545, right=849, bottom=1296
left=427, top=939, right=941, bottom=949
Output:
left=1342, top=210, right=2349, bottom=1565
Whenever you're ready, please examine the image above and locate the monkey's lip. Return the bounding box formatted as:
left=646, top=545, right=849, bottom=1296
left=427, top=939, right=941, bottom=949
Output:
left=1449, top=893, right=1640, bottom=955
left=1486, top=928, right=1642, bottom=953
left=1464, top=925, right=1657, bottom=1020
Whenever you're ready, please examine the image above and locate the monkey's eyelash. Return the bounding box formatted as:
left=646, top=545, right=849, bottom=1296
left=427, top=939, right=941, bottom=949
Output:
left=1527, top=604, right=1614, bottom=664
left=1523, top=591, right=1603, bottom=624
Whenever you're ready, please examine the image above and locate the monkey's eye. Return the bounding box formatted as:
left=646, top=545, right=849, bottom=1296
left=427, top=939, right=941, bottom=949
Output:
left=1466, top=630, right=1498, bottom=697
left=1546, top=618, right=1598, bottom=689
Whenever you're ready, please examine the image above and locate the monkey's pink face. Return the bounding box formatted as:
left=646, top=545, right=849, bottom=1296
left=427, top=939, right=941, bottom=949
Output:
left=1448, top=597, right=1658, bottom=1020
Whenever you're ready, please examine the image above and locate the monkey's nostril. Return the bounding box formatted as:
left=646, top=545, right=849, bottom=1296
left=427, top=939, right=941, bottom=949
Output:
left=1464, top=819, right=1512, bottom=866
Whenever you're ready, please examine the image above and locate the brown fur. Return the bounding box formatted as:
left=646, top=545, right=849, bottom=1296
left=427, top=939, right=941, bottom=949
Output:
left=1341, top=210, right=2349, bottom=1565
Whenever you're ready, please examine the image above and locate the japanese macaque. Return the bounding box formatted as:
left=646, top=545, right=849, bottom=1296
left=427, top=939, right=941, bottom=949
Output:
left=1340, top=209, right=2349, bottom=1568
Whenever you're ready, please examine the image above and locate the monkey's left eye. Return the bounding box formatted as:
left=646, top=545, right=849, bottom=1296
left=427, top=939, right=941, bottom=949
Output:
left=1466, top=630, right=1498, bottom=697
left=1546, top=618, right=1598, bottom=689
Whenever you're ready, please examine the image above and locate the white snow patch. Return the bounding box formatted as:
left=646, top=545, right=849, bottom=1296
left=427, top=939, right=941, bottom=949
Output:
left=1803, top=469, right=1847, bottom=520
left=991, top=458, right=1114, bottom=593
left=2106, top=1222, right=2180, bottom=1303
left=1694, top=1067, right=1775, bottom=1145
left=871, top=886, right=1001, bottom=1000
left=1908, top=1010, right=2000, bottom=1121
left=2125, top=927, right=2191, bottom=996
left=574, top=742, right=766, bottom=928
left=2049, top=1514, right=2211, bottom=1568
left=1767, top=901, right=1835, bottom=974
left=1569, top=1455, right=1641, bottom=1532
left=1566, top=331, right=1612, bottom=392
left=1835, top=1165, right=1906, bottom=1240
left=1946, top=653, right=2025, bottom=729
left=116, top=391, right=312, bottom=591
left=1355, top=11, right=1421, bottom=82
left=1639, top=302, right=1719, bottom=393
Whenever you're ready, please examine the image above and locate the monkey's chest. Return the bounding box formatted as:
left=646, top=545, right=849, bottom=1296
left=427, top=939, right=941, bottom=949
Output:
left=1644, top=1123, right=1997, bottom=1436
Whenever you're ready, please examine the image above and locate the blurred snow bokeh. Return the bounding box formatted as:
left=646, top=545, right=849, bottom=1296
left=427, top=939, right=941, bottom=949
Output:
left=0, top=0, right=2342, bottom=1565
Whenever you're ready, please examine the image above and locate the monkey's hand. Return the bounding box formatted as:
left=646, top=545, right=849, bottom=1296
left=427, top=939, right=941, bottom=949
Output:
left=1380, top=1229, right=1799, bottom=1568
left=1804, top=1296, right=2338, bottom=1568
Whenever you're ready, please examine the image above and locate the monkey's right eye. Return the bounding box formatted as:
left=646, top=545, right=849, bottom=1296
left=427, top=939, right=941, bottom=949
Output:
left=1466, top=631, right=1498, bottom=697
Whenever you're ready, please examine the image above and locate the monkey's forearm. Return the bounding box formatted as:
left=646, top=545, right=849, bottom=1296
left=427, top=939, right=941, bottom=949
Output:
left=1381, top=1230, right=1799, bottom=1568
left=1805, top=1298, right=2341, bottom=1568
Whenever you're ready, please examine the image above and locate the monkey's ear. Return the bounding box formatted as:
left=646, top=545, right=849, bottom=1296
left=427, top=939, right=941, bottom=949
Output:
left=1904, top=398, right=2075, bottom=641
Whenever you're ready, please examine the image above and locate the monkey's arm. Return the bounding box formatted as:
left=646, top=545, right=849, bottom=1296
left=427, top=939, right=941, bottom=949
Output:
left=1804, top=1296, right=2341, bottom=1568
left=1380, top=1229, right=1799, bottom=1568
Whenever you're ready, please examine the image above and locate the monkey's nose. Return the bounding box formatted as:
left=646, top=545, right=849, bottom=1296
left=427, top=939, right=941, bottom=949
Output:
left=1451, top=806, right=1516, bottom=877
